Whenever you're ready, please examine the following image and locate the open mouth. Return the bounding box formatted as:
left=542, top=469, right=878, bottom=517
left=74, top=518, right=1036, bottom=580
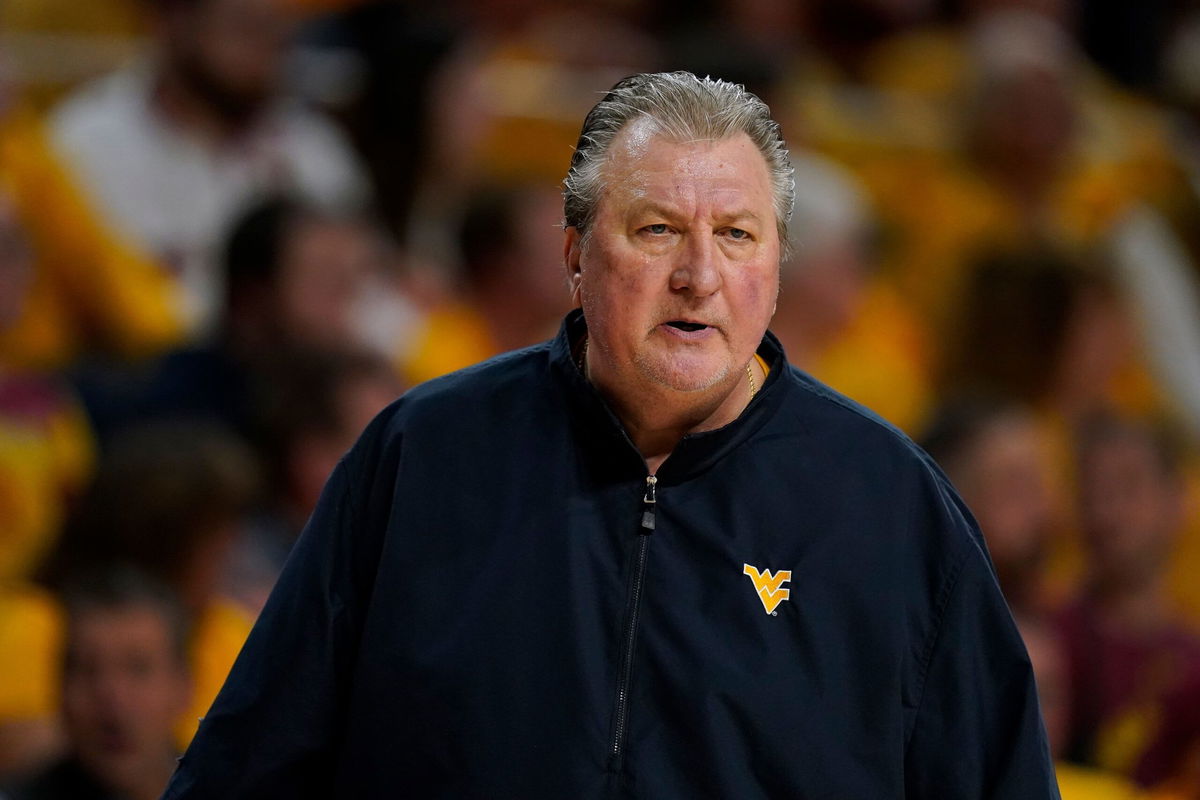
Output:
left=666, top=321, right=708, bottom=332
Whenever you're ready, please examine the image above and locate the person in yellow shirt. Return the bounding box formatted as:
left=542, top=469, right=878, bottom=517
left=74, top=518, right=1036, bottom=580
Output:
left=401, top=182, right=572, bottom=386
left=769, top=151, right=933, bottom=434
left=0, top=106, right=184, bottom=370
left=0, top=372, right=92, bottom=585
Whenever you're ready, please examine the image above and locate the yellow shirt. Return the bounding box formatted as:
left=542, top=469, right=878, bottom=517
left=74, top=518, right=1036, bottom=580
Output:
left=0, top=374, right=93, bottom=582
left=0, top=108, right=184, bottom=370
left=805, top=280, right=934, bottom=435
left=401, top=304, right=498, bottom=387
left=1056, top=761, right=1146, bottom=799
left=176, top=598, right=255, bottom=747
left=0, top=583, right=62, bottom=720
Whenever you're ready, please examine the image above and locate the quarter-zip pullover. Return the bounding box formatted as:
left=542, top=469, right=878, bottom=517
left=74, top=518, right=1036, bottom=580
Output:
left=162, top=309, right=1060, bottom=799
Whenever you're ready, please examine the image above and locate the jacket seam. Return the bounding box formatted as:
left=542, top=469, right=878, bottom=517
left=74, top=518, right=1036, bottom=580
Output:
left=336, top=454, right=362, bottom=531
left=904, top=546, right=971, bottom=751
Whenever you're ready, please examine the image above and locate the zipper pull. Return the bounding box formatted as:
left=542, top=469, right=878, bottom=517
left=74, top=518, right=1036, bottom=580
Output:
left=640, top=475, right=657, bottom=532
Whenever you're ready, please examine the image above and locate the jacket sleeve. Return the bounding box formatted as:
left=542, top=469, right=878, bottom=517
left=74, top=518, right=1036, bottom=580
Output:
left=903, top=531, right=1061, bottom=798
left=161, top=457, right=373, bottom=799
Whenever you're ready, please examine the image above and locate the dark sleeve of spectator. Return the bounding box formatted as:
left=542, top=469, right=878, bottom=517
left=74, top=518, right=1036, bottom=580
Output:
left=160, top=457, right=371, bottom=799
left=903, top=526, right=1062, bottom=798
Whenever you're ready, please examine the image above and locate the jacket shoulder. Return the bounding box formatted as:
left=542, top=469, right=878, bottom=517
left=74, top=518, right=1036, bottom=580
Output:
left=344, top=344, right=552, bottom=464
left=781, top=364, right=940, bottom=474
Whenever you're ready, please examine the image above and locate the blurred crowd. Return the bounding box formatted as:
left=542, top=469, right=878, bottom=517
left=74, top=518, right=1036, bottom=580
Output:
left=0, top=0, right=1199, bottom=797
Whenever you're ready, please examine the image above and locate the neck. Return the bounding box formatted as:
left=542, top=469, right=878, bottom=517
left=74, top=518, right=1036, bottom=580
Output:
left=106, top=749, right=178, bottom=800
left=583, top=341, right=763, bottom=474
left=152, top=64, right=252, bottom=143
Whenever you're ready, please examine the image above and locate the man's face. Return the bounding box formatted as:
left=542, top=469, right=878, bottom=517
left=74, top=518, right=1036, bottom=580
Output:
left=167, top=0, right=294, bottom=123
left=567, top=123, right=780, bottom=396
left=276, top=217, right=380, bottom=349
left=1080, top=434, right=1183, bottom=588
left=62, top=606, right=190, bottom=793
left=955, top=415, right=1052, bottom=573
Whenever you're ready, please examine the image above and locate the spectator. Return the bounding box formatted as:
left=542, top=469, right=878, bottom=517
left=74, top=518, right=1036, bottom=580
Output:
left=401, top=181, right=571, bottom=385
left=0, top=368, right=91, bottom=774
left=771, top=150, right=932, bottom=433
left=1018, top=615, right=1146, bottom=798
left=941, top=245, right=1151, bottom=426
left=0, top=97, right=183, bottom=371
left=853, top=10, right=1159, bottom=353
left=1, top=567, right=191, bottom=800
left=0, top=195, right=95, bottom=577
left=41, top=420, right=259, bottom=747
left=294, top=1, right=458, bottom=243
left=72, top=195, right=409, bottom=449
left=920, top=397, right=1059, bottom=616
left=225, top=346, right=401, bottom=615
left=223, top=195, right=416, bottom=369
left=48, top=0, right=370, bottom=337
left=1058, top=414, right=1200, bottom=788
left=409, top=0, right=658, bottom=264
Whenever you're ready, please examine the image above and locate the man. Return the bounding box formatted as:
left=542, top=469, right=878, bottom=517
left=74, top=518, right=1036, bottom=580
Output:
left=402, top=180, right=574, bottom=385
left=41, top=420, right=260, bottom=747
left=48, top=0, right=370, bottom=337
left=1058, top=415, right=1200, bottom=788
left=3, top=568, right=192, bottom=800
left=919, top=397, right=1058, bottom=617
left=1017, top=617, right=1144, bottom=799
left=162, top=72, right=1058, bottom=797
left=73, top=195, right=404, bottom=448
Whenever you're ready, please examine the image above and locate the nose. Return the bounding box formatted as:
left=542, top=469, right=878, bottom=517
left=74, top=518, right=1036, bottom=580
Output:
left=669, top=233, right=722, bottom=297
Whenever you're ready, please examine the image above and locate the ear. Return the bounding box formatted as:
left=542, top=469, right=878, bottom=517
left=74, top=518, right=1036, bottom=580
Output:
left=564, top=226, right=584, bottom=307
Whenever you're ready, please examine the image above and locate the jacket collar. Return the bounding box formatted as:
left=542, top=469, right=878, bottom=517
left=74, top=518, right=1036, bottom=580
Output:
left=549, top=308, right=792, bottom=486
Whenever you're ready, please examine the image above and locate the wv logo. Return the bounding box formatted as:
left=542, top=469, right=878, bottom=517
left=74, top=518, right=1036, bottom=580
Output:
left=743, top=563, right=792, bottom=615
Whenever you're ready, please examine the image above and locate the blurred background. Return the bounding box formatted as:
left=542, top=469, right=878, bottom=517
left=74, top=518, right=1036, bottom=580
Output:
left=0, top=0, right=1199, bottom=797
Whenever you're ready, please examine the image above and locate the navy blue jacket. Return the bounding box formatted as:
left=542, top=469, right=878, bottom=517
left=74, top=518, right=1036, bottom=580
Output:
left=162, top=311, right=1060, bottom=798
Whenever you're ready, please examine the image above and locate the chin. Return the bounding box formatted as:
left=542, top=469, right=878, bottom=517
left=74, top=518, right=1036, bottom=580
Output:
left=636, top=355, right=731, bottom=394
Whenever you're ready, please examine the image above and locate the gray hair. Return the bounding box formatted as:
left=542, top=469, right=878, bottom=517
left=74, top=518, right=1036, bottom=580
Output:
left=563, top=71, right=795, bottom=251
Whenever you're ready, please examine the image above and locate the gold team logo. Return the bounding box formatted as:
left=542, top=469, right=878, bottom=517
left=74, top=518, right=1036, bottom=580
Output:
left=743, top=563, right=792, bottom=615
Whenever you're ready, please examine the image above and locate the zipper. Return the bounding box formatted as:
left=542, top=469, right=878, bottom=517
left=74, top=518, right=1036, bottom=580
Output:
left=610, top=475, right=657, bottom=769
left=640, top=475, right=657, bottom=530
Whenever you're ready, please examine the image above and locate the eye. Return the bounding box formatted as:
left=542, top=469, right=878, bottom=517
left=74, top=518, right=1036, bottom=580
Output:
left=641, top=223, right=670, bottom=235
left=724, top=227, right=752, bottom=241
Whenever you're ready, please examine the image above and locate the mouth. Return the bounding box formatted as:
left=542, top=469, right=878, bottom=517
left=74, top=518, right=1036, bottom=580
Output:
left=664, top=320, right=709, bottom=333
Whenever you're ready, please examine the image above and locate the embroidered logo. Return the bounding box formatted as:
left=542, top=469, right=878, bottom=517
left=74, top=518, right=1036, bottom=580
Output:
left=743, top=563, right=792, bottom=615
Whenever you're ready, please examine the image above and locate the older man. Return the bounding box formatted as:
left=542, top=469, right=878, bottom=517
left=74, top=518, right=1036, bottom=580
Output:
left=161, top=72, right=1059, bottom=798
